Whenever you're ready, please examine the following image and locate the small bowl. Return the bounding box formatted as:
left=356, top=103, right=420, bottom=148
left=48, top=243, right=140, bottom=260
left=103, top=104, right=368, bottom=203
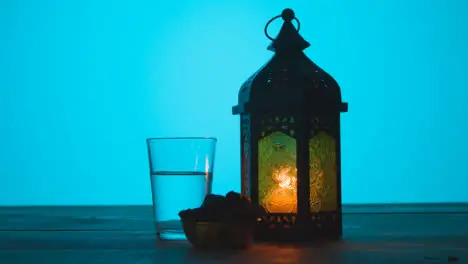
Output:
left=182, top=219, right=254, bottom=250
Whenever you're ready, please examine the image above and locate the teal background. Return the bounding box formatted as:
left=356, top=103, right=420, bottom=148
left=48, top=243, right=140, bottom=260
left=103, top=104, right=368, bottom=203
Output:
left=1, top=0, right=467, bottom=205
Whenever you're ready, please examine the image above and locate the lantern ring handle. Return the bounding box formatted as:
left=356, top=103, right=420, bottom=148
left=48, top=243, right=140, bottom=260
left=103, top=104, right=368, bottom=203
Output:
left=264, top=13, right=301, bottom=41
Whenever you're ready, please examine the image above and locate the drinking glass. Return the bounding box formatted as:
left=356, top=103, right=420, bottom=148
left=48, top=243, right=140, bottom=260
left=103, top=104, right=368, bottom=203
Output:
left=146, top=137, right=216, bottom=240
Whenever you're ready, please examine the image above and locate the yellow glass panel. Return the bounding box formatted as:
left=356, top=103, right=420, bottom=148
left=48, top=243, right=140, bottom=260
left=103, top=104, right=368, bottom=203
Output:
left=309, top=131, right=337, bottom=212
left=258, top=132, right=297, bottom=213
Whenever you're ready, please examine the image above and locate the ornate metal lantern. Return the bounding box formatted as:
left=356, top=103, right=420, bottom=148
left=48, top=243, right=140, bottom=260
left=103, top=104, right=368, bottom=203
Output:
left=232, top=9, right=348, bottom=241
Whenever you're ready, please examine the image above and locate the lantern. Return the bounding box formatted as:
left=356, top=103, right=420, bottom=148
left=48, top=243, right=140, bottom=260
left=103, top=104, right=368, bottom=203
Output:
left=232, top=9, right=348, bottom=241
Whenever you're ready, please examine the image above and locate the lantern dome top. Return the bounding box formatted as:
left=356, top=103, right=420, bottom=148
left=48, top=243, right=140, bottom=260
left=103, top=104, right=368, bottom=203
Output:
left=232, top=9, right=348, bottom=115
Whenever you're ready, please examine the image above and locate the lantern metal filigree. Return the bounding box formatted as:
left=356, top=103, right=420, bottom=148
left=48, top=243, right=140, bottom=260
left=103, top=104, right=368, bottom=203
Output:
left=232, top=8, right=348, bottom=241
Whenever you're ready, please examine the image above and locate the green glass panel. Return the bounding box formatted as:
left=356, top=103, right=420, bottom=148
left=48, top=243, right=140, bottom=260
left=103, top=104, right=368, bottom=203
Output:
left=258, top=132, right=297, bottom=213
left=309, top=131, right=337, bottom=212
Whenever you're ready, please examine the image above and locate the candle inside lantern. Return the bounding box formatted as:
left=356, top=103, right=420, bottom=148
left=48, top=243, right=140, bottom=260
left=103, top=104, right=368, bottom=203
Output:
left=265, top=166, right=297, bottom=213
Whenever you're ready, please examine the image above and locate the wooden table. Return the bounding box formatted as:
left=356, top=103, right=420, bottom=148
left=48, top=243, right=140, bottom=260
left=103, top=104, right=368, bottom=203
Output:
left=1, top=205, right=467, bottom=263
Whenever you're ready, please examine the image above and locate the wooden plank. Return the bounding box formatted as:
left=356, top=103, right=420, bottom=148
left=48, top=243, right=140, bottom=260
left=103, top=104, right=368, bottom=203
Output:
left=0, top=206, right=154, bottom=231
left=0, top=205, right=467, bottom=263
left=1, top=205, right=468, bottom=235
left=0, top=235, right=466, bottom=264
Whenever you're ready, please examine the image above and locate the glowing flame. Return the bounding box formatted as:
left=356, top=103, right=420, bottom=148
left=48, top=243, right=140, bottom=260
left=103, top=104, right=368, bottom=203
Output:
left=267, top=166, right=298, bottom=213
left=273, top=166, right=297, bottom=190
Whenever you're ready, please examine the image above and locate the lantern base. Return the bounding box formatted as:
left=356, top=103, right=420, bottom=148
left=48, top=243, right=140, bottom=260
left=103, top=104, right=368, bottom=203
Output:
left=254, top=212, right=342, bottom=242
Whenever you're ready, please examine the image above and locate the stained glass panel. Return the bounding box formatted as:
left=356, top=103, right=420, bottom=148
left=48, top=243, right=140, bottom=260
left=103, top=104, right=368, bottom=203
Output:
left=258, top=131, right=297, bottom=213
left=309, top=131, right=337, bottom=212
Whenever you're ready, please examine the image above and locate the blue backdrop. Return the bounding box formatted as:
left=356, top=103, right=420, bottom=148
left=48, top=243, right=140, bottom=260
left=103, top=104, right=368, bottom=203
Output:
left=1, top=0, right=467, bottom=205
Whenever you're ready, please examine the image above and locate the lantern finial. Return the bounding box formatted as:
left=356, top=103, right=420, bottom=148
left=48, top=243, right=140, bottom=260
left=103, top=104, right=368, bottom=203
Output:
left=281, top=8, right=295, bottom=22
left=264, top=9, right=310, bottom=53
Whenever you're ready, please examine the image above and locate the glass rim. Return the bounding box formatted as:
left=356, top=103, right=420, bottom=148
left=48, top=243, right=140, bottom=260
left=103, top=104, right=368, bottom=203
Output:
left=147, top=137, right=217, bottom=142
